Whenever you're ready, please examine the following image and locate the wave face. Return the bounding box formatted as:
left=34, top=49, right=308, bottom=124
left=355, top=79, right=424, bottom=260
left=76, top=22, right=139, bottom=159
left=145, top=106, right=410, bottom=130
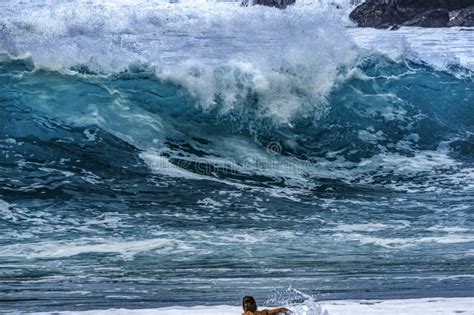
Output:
left=1, top=1, right=474, bottom=313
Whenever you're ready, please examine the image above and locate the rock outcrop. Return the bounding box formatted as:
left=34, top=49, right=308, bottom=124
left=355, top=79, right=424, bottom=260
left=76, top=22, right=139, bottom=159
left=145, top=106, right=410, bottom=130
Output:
left=241, top=0, right=296, bottom=9
left=403, top=8, right=450, bottom=27
left=349, top=0, right=474, bottom=28
left=449, top=6, right=474, bottom=26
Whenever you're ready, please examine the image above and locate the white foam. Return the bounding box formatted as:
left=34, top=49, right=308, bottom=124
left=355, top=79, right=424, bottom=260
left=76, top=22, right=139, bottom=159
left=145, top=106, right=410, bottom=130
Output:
left=26, top=297, right=474, bottom=315
left=335, top=233, right=474, bottom=249
left=139, top=152, right=209, bottom=180
left=0, top=238, right=193, bottom=260
left=350, top=27, right=474, bottom=71
left=322, top=223, right=400, bottom=233
left=0, top=199, right=47, bottom=225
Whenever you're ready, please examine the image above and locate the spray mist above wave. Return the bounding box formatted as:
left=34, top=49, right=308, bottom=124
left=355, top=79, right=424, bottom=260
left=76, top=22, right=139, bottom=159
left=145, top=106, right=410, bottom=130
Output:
left=0, top=1, right=354, bottom=67
left=0, top=0, right=361, bottom=124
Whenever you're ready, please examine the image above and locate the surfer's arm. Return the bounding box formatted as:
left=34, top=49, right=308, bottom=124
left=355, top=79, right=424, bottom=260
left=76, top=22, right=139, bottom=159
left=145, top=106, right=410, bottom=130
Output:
left=243, top=307, right=290, bottom=315
left=259, top=307, right=291, bottom=314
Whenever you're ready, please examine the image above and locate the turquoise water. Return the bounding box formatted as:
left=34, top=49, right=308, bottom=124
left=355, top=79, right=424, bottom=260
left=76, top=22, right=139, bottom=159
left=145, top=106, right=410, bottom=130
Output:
left=1, top=1, right=474, bottom=312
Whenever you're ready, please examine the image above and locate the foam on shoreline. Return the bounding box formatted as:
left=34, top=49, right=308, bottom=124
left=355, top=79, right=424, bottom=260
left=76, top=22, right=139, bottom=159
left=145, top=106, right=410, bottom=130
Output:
left=26, top=297, right=474, bottom=315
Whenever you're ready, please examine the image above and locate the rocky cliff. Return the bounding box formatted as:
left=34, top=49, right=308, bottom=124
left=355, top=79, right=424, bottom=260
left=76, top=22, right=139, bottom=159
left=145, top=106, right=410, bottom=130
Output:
left=350, top=0, right=474, bottom=28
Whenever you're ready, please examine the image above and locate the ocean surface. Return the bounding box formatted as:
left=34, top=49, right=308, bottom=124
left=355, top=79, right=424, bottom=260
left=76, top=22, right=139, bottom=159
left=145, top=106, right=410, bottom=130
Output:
left=1, top=0, right=473, bottom=313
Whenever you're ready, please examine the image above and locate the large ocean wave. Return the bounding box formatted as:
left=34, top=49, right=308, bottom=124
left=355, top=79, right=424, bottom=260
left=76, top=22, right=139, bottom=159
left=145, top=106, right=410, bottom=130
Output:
left=1, top=51, right=472, bottom=193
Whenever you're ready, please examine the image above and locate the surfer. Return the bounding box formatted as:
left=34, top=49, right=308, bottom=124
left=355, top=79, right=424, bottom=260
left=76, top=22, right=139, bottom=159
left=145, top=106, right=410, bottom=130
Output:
left=242, top=296, right=291, bottom=315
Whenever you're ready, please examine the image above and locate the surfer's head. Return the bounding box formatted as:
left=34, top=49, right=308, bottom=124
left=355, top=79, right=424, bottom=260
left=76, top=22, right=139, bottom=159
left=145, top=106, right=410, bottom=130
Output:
left=242, top=296, right=257, bottom=312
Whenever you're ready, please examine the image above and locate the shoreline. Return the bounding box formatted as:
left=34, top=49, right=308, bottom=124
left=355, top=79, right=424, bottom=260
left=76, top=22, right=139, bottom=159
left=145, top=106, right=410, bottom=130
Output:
left=24, top=297, right=474, bottom=315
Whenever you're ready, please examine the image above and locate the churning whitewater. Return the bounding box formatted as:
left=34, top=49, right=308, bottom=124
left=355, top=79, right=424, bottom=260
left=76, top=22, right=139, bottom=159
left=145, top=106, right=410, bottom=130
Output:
left=0, top=0, right=473, bottom=313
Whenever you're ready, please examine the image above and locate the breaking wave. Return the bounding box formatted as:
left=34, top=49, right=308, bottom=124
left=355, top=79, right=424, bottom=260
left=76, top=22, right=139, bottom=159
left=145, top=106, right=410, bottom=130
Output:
left=1, top=51, right=473, bottom=193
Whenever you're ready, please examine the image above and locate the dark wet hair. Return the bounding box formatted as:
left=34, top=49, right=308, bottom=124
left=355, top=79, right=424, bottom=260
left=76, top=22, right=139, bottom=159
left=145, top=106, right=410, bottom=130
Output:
left=242, top=296, right=258, bottom=312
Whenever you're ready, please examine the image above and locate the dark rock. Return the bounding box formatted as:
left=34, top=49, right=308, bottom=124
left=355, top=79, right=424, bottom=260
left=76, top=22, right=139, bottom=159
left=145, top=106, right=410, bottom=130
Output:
left=349, top=1, right=418, bottom=29
left=402, top=8, right=449, bottom=27
left=393, top=0, right=473, bottom=10
left=241, top=0, right=296, bottom=9
left=447, top=0, right=474, bottom=11
left=349, top=0, right=474, bottom=28
left=448, top=5, right=474, bottom=26
left=394, top=0, right=449, bottom=9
